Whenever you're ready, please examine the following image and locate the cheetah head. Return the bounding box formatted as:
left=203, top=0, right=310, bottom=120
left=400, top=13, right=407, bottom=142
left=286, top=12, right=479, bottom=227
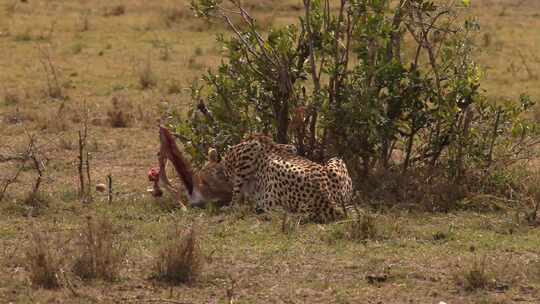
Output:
left=190, top=148, right=232, bottom=208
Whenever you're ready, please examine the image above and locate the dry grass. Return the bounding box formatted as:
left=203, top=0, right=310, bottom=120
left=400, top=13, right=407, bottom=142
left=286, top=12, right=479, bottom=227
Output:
left=106, top=96, right=133, bottom=128
left=166, top=79, right=182, bottom=94
left=280, top=212, right=302, bottom=235
left=345, top=211, right=379, bottom=241
left=329, top=210, right=380, bottom=243
left=103, top=5, right=126, bottom=17
left=24, top=230, right=65, bottom=289
left=154, top=225, right=204, bottom=285
left=138, top=57, right=158, bottom=90
left=161, top=5, right=191, bottom=27
left=3, top=90, right=20, bottom=105
left=76, top=10, right=90, bottom=32
left=72, top=216, right=125, bottom=282
left=461, top=256, right=491, bottom=291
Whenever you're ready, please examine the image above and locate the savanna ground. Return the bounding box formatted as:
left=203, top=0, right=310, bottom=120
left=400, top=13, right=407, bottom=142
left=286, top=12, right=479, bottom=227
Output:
left=1, top=0, right=540, bottom=303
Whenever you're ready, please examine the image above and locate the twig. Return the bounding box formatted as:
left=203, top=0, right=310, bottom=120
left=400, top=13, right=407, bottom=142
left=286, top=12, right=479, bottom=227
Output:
left=83, top=100, right=92, bottom=202
left=486, top=108, right=501, bottom=167
left=77, top=100, right=92, bottom=203
left=107, top=173, right=113, bottom=204
left=78, top=130, right=85, bottom=200
left=0, top=133, right=40, bottom=202
left=86, top=151, right=92, bottom=200
left=0, top=162, right=25, bottom=202
left=28, top=151, right=43, bottom=199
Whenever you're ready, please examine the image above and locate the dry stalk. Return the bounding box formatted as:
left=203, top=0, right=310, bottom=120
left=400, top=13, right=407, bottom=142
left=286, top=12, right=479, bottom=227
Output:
left=107, top=173, right=113, bottom=204
left=37, top=44, right=63, bottom=99
left=77, top=100, right=92, bottom=203
left=78, top=130, right=85, bottom=200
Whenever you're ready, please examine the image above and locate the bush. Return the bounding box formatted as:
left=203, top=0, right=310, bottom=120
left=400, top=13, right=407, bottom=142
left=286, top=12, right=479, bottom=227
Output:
left=169, top=0, right=539, bottom=207
left=72, top=216, right=125, bottom=281
left=154, top=225, right=204, bottom=284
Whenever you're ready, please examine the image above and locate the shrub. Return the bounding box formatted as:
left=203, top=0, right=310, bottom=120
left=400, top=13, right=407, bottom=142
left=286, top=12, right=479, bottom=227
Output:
left=171, top=0, right=539, bottom=207
left=154, top=225, right=204, bottom=284
left=25, top=230, right=65, bottom=289
left=72, top=216, right=125, bottom=281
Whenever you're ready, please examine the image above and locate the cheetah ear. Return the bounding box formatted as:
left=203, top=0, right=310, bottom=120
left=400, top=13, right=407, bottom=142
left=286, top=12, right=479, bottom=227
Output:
left=208, top=148, right=219, bottom=163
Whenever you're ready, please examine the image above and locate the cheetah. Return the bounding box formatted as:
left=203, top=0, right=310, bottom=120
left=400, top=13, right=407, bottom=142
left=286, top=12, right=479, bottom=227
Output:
left=210, top=134, right=353, bottom=222
left=152, top=127, right=353, bottom=222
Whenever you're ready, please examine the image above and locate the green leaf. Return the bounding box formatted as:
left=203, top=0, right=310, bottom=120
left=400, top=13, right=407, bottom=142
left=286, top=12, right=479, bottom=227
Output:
left=462, top=0, right=470, bottom=7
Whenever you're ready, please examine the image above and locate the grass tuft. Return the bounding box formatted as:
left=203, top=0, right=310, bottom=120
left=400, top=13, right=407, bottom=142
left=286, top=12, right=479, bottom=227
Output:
left=154, top=225, right=204, bottom=284
left=139, top=58, right=157, bottom=90
left=3, top=90, right=20, bottom=105
left=24, top=230, right=64, bottom=289
left=161, top=6, right=190, bottom=27
left=72, top=216, right=125, bottom=282
left=106, top=96, right=133, bottom=128
left=460, top=256, right=491, bottom=291
left=71, top=42, right=84, bottom=55
left=280, top=212, right=301, bottom=235
left=345, top=211, right=378, bottom=241
left=14, top=28, right=32, bottom=42
left=77, top=10, right=90, bottom=32
left=104, top=5, right=125, bottom=17
left=167, top=79, right=182, bottom=94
